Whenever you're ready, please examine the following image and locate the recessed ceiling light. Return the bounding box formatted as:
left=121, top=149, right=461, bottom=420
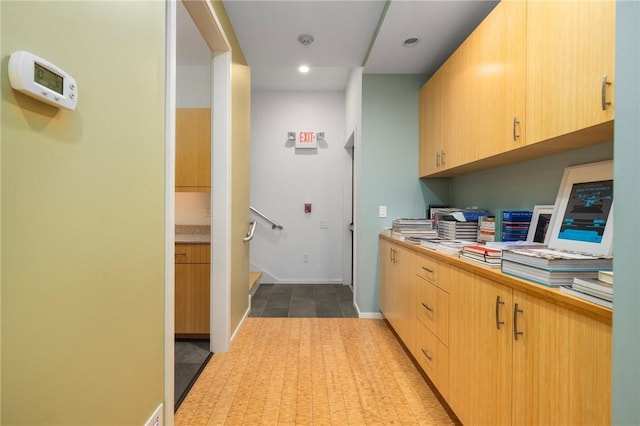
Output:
left=299, top=65, right=310, bottom=74
left=403, top=37, right=420, bottom=47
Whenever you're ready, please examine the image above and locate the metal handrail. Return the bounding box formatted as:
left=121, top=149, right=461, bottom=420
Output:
left=250, top=206, right=284, bottom=230
left=243, top=221, right=257, bottom=242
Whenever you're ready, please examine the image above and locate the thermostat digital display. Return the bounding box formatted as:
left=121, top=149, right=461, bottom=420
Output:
left=8, top=50, right=77, bottom=110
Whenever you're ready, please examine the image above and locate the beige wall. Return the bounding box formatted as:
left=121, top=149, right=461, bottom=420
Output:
left=211, top=1, right=252, bottom=335
left=1, top=2, right=166, bottom=424
left=230, top=63, right=251, bottom=333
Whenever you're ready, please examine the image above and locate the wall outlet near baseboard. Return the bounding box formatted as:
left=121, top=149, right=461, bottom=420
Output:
left=303, top=252, right=309, bottom=262
left=144, top=404, right=163, bottom=426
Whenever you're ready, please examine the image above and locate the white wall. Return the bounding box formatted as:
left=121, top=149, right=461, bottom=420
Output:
left=177, top=65, right=210, bottom=107
left=250, top=90, right=347, bottom=284
left=175, top=192, right=211, bottom=225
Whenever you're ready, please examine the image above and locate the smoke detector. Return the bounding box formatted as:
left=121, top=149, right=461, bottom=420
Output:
left=297, top=34, right=315, bottom=46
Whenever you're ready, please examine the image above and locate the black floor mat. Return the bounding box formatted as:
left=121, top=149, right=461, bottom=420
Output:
left=175, top=339, right=212, bottom=411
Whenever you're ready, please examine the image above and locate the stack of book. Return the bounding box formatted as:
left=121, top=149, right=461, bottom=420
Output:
left=459, top=244, right=502, bottom=268
left=477, top=216, right=496, bottom=242
left=391, top=218, right=438, bottom=240
left=438, top=220, right=478, bottom=240
left=501, top=248, right=613, bottom=287
left=559, top=271, right=613, bottom=309
left=501, top=210, right=532, bottom=241
left=420, top=239, right=476, bottom=255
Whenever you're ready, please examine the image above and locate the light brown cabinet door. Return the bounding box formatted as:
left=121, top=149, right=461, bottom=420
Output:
left=175, top=263, right=210, bottom=335
left=471, top=0, right=526, bottom=158
left=379, top=241, right=416, bottom=353
left=419, top=74, right=443, bottom=177
left=176, top=108, right=211, bottom=191
left=448, top=269, right=513, bottom=426
left=525, top=0, right=615, bottom=145
left=440, top=50, right=475, bottom=171
left=511, top=290, right=611, bottom=425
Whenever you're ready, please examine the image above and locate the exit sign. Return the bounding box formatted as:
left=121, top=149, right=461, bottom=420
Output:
left=296, top=131, right=317, bottom=149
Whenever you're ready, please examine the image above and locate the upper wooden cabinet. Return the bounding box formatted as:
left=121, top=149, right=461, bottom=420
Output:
left=419, top=76, right=442, bottom=176
left=470, top=0, right=526, bottom=158
left=419, top=0, right=614, bottom=178
left=525, top=0, right=615, bottom=144
left=176, top=108, right=211, bottom=192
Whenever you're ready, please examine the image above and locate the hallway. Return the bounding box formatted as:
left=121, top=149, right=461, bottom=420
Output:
left=249, top=284, right=358, bottom=318
left=175, top=318, right=457, bottom=425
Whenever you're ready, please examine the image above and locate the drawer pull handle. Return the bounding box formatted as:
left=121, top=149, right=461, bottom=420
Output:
left=495, top=295, right=505, bottom=329
left=513, top=116, right=520, bottom=141
left=175, top=253, right=187, bottom=256
left=513, top=303, right=524, bottom=340
left=422, top=266, right=433, bottom=273
left=421, top=348, right=433, bottom=361
left=421, top=302, right=433, bottom=312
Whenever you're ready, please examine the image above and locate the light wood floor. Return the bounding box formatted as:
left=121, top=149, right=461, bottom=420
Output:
left=176, top=318, right=457, bottom=425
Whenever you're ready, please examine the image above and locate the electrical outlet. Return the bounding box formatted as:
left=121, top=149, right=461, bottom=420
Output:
left=303, top=252, right=309, bottom=262
left=379, top=205, right=387, bottom=218
left=144, top=404, right=163, bottom=426
left=320, top=219, right=328, bottom=229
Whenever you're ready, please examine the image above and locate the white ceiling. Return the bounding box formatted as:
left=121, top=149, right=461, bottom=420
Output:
left=178, top=0, right=499, bottom=91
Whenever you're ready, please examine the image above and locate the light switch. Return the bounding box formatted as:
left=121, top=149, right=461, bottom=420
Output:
left=379, top=205, right=387, bottom=218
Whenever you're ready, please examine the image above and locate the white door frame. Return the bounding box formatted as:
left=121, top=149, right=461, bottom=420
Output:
left=165, top=0, right=232, bottom=423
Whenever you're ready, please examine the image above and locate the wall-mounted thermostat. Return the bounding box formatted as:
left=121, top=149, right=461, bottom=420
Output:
left=8, top=50, right=78, bottom=110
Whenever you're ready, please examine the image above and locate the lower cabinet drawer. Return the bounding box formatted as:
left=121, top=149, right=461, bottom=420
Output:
left=175, top=243, right=210, bottom=264
left=416, top=277, right=450, bottom=347
left=416, top=254, right=438, bottom=284
left=416, top=321, right=449, bottom=400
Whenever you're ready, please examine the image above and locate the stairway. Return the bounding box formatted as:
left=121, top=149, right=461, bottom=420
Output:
left=249, top=271, right=262, bottom=290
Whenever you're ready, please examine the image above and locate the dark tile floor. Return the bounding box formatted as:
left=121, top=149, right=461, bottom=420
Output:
left=174, top=339, right=212, bottom=411
left=249, top=283, right=358, bottom=318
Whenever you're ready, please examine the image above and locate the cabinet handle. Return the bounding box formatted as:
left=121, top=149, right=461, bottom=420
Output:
left=389, top=248, right=393, bottom=263
left=421, top=348, right=433, bottom=361
left=441, top=150, right=446, bottom=165
left=436, top=152, right=441, bottom=167
left=512, top=116, right=520, bottom=141
left=422, top=266, right=433, bottom=273
left=421, top=302, right=434, bottom=312
left=175, top=253, right=187, bottom=256
left=495, top=295, right=505, bottom=329
left=513, top=303, right=524, bottom=340
left=601, top=75, right=612, bottom=111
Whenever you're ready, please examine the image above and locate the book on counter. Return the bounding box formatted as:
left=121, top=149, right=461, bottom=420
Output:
left=420, top=239, right=476, bottom=255
left=598, top=270, right=614, bottom=284
left=501, top=260, right=600, bottom=286
left=571, top=276, right=613, bottom=301
left=501, top=210, right=532, bottom=241
left=559, top=286, right=613, bottom=309
left=391, top=218, right=438, bottom=240
left=458, top=244, right=502, bottom=268
left=477, top=216, right=496, bottom=242
left=462, top=244, right=501, bottom=261
left=501, top=248, right=613, bottom=270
